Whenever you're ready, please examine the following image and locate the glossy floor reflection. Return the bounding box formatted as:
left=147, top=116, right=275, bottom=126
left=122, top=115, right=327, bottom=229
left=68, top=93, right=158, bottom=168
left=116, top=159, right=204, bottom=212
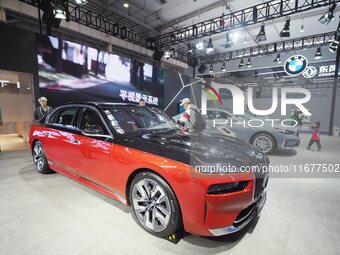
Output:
left=0, top=134, right=339, bottom=255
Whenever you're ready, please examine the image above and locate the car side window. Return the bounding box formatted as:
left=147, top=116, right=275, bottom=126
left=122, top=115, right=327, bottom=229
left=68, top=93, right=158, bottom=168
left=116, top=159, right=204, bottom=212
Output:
left=47, top=107, right=78, bottom=129
left=78, top=108, right=108, bottom=135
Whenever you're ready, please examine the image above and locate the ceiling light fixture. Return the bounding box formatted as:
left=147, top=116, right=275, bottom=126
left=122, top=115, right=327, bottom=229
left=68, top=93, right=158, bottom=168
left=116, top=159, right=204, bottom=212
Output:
left=75, top=0, right=88, bottom=5
left=123, top=0, right=130, bottom=8
left=209, top=64, right=214, bottom=73
left=314, top=47, right=322, bottom=59
left=196, top=41, right=204, bottom=50
left=239, top=59, right=244, bottom=68
left=280, top=18, right=290, bottom=37
left=246, top=58, right=252, bottom=68
left=329, top=40, right=339, bottom=53
left=221, top=62, right=226, bottom=71
left=256, top=25, right=267, bottom=42
left=164, top=51, right=171, bottom=60
left=53, top=4, right=67, bottom=19
left=273, top=54, right=282, bottom=64
left=300, top=25, right=305, bottom=33
left=300, top=18, right=305, bottom=32
left=318, top=3, right=336, bottom=25
left=187, top=43, right=196, bottom=54
left=207, top=38, right=214, bottom=53
left=330, top=20, right=340, bottom=53
left=225, top=33, right=233, bottom=48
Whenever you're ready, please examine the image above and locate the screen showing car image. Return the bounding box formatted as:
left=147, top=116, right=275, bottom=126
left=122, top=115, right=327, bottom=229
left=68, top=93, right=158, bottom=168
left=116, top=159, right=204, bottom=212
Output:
left=36, top=35, right=164, bottom=107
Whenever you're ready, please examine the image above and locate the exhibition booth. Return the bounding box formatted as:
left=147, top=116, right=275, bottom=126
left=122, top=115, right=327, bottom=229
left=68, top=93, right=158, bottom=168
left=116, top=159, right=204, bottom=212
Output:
left=0, top=1, right=340, bottom=254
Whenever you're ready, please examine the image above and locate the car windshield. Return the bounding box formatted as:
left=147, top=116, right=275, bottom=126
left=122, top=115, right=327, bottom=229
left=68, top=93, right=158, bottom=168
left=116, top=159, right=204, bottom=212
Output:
left=101, top=105, right=179, bottom=134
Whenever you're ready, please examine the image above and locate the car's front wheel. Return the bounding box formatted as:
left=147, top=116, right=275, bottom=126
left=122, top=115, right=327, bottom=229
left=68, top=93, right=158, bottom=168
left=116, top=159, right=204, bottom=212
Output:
left=251, top=133, right=276, bottom=154
left=32, top=141, right=53, bottom=174
left=129, top=172, right=182, bottom=238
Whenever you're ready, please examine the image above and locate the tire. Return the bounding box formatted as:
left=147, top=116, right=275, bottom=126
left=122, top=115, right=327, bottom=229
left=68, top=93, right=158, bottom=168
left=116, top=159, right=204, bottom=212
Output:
left=129, top=172, right=182, bottom=238
left=250, top=133, right=276, bottom=155
left=32, top=141, right=53, bottom=174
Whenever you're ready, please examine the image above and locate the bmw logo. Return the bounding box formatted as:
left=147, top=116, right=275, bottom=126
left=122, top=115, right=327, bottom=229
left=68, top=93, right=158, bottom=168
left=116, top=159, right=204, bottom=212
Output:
left=284, top=55, right=308, bottom=75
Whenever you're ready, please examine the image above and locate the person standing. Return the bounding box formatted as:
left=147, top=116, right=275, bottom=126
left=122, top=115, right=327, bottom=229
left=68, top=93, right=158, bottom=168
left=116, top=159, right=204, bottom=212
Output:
left=177, top=98, right=206, bottom=132
left=34, top=97, right=53, bottom=120
left=290, top=109, right=302, bottom=137
left=306, top=121, right=321, bottom=152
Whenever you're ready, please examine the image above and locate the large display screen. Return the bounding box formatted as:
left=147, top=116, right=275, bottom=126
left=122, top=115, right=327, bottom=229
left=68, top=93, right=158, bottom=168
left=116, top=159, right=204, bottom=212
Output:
left=37, top=35, right=164, bottom=107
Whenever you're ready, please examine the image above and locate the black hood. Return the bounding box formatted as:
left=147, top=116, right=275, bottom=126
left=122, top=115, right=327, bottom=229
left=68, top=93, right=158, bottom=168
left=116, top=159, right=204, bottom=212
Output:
left=115, top=129, right=267, bottom=168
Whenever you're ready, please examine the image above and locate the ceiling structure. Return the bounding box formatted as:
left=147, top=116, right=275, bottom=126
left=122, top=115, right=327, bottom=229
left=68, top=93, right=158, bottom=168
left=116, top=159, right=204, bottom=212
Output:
left=103, top=0, right=340, bottom=58
left=10, top=0, right=340, bottom=65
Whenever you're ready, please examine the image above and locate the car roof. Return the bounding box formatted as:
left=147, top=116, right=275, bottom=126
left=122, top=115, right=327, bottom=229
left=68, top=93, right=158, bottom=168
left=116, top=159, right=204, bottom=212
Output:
left=60, top=102, right=138, bottom=107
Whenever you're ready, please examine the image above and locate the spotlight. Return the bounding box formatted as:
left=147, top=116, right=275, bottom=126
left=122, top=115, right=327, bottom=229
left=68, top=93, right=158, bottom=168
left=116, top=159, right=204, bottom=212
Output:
left=273, top=54, right=281, bottom=64
left=75, top=0, right=88, bottom=4
left=280, top=18, right=290, bottom=37
left=239, top=59, right=244, bottom=68
left=209, top=64, right=214, bottom=73
left=246, top=58, right=251, bottom=68
left=330, top=40, right=339, bottom=53
left=314, top=47, right=322, bottom=59
left=318, top=3, right=336, bottom=25
left=164, top=48, right=174, bottom=60
left=330, top=21, right=340, bottom=53
left=221, top=62, right=226, bottom=71
left=225, top=33, right=233, bottom=48
left=53, top=4, right=67, bottom=19
left=164, top=51, right=171, bottom=60
left=123, top=0, right=129, bottom=8
left=196, top=41, right=204, bottom=50
left=207, top=38, right=214, bottom=53
left=256, top=25, right=266, bottom=42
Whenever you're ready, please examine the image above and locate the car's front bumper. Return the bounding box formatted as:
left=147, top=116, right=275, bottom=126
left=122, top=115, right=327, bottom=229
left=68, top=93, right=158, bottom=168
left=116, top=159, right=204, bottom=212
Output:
left=279, top=134, right=300, bottom=150
left=208, top=191, right=267, bottom=236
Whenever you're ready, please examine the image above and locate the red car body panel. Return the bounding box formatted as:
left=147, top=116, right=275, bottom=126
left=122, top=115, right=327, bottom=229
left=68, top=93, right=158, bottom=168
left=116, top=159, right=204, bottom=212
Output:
left=29, top=104, right=267, bottom=237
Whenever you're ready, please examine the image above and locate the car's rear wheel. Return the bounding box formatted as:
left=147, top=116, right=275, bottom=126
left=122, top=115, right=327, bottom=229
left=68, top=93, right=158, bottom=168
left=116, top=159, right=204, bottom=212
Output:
left=129, top=172, right=181, bottom=238
left=32, top=141, right=53, bottom=174
left=251, top=133, right=276, bottom=154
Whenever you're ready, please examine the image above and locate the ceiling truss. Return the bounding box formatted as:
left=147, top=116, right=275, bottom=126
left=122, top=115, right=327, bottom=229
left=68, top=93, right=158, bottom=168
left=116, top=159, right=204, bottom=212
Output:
left=199, top=32, right=335, bottom=63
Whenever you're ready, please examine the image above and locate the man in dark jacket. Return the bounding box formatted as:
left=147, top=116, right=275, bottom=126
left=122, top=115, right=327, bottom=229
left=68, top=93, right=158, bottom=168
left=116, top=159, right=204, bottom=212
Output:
left=34, top=97, right=53, bottom=120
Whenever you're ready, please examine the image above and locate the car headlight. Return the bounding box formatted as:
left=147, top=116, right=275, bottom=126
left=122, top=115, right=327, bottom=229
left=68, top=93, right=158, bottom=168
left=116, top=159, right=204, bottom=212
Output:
left=275, top=127, right=286, bottom=134
left=275, top=127, right=295, bottom=135
left=207, top=181, right=249, bottom=195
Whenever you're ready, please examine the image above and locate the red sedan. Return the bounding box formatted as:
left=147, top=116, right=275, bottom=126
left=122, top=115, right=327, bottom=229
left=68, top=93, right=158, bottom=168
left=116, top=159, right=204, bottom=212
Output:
left=29, top=102, right=268, bottom=238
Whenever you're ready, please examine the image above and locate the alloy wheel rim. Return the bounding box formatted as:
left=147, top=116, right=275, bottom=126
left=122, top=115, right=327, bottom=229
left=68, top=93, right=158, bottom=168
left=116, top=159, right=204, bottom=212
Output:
left=33, top=144, right=44, bottom=171
left=131, top=178, right=171, bottom=232
left=253, top=136, right=272, bottom=153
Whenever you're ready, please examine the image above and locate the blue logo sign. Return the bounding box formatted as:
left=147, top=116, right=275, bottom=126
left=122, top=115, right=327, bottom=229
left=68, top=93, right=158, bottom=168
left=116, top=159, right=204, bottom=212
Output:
left=284, top=55, right=308, bottom=75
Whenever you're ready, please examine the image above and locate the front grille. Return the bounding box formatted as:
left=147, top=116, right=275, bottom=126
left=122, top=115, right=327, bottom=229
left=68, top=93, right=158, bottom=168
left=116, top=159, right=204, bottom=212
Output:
left=254, top=178, right=264, bottom=201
